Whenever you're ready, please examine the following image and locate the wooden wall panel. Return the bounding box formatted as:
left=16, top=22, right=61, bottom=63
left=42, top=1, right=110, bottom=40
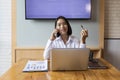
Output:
left=15, top=48, right=44, bottom=63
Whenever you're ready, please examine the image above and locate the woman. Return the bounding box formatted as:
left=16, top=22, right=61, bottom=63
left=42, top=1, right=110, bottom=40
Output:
left=43, top=16, right=88, bottom=59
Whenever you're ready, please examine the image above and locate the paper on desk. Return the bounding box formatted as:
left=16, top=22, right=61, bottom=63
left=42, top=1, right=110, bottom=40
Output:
left=23, top=60, right=48, bottom=72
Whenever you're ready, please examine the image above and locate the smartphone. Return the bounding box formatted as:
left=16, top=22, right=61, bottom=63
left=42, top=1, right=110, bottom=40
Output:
left=55, top=32, right=60, bottom=37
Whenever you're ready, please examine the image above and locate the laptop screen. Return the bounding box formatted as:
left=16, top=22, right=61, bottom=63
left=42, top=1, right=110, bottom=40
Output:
left=50, top=48, right=90, bottom=70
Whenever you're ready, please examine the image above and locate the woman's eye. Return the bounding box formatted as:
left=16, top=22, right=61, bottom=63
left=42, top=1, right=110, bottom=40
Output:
left=63, top=23, right=67, bottom=25
left=57, top=23, right=67, bottom=27
left=64, top=23, right=66, bottom=25
left=58, top=24, right=61, bottom=26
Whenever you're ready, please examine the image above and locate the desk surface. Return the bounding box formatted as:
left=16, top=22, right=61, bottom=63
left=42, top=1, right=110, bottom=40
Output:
left=0, top=58, right=120, bottom=80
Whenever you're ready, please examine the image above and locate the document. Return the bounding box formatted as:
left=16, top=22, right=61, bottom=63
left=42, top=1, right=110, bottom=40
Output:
left=23, top=60, right=48, bottom=72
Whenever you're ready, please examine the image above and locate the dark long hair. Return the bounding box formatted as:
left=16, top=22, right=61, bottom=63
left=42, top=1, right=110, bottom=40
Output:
left=54, top=16, right=72, bottom=37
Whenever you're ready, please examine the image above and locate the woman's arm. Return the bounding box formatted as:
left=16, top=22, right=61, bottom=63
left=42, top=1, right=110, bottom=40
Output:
left=43, top=40, right=53, bottom=60
left=79, top=43, right=86, bottom=48
left=44, top=29, right=59, bottom=59
left=80, top=28, right=88, bottom=48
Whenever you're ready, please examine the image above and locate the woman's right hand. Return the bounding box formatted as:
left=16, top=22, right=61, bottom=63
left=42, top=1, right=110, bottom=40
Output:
left=50, top=29, right=59, bottom=41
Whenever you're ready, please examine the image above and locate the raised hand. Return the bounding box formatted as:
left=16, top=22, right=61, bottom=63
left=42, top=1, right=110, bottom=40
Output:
left=80, top=25, right=88, bottom=44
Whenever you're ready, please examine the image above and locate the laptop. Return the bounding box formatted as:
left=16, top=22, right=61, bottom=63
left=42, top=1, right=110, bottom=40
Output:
left=50, top=48, right=90, bottom=71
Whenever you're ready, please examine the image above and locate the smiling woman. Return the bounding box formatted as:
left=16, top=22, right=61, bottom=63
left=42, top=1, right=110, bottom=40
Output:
left=43, top=16, right=88, bottom=60
left=56, top=19, right=68, bottom=36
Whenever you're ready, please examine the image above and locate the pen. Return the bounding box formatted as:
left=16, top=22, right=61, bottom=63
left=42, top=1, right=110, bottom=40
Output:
left=81, top=25, right=84, bottom=30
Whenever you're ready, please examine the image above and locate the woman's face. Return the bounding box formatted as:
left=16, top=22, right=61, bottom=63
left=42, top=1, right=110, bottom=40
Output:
left=56, top=19, right=68, bottom=36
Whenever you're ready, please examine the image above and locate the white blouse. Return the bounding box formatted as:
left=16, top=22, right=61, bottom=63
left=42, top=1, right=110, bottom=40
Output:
left=43, top=35, right=86, bottom=59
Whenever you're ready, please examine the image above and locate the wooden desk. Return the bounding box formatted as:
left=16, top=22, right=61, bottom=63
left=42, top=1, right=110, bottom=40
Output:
left=0, top=59, right=120, bottom=80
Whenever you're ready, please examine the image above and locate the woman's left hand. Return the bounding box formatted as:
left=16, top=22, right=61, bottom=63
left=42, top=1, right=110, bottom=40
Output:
left=80, top=29, right=88, bottom=44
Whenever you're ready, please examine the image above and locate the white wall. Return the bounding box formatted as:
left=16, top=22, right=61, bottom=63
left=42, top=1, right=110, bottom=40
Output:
left=0, top=0, right=11, bottom=76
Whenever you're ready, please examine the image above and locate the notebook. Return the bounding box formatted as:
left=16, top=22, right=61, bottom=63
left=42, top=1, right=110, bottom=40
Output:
left=88, top=59, right=108, bottom=69
left=50, top=48, right=90, bottom=71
